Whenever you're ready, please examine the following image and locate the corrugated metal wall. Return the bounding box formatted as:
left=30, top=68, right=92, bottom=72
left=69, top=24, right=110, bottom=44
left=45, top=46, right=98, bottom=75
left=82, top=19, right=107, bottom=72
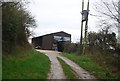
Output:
left=32, top=31, right=71, bottom=50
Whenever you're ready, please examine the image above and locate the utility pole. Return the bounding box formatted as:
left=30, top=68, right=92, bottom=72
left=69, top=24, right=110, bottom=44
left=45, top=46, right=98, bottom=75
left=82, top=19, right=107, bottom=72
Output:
left=80, top=0, right=89, bottom=54
left=80, top=0, right=84, bottom=52
left=118, top=0, right=120, bottom=44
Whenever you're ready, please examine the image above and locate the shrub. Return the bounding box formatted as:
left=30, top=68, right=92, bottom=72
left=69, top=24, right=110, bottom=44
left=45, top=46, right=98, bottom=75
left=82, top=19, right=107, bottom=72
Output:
left=63, top=42, right=78, bottom=53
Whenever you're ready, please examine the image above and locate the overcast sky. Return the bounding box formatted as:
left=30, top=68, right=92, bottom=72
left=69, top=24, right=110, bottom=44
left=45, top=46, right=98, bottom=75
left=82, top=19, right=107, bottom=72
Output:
left=27, top=0, right=103, bottom=43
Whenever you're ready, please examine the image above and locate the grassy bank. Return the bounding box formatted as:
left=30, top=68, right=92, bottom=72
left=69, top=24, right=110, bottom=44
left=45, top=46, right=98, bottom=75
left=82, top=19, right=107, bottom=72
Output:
left=61, top=53, right=120, bottom=79
left=57, top=57, right=77, bottom=79
left=3, top=49, right=50, bottom=79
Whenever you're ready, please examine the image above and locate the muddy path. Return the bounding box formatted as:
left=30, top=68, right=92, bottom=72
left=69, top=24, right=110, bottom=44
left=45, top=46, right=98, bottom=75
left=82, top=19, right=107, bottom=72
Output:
left=37, top=50, right=97, bottom=80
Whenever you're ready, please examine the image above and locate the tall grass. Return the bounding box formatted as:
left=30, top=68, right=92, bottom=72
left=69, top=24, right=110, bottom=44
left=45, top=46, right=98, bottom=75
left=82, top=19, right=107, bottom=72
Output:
left=62, top=53, right=120, bottom=79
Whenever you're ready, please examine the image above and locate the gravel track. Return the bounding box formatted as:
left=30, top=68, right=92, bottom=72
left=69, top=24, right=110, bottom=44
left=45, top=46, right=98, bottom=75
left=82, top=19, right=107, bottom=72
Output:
left=37, top=50, right=98, bottom=80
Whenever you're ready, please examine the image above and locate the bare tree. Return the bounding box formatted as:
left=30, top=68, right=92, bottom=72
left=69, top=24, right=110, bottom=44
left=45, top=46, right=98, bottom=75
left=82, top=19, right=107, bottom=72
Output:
left=92, top=0, right=120, bottom=43
left=118, top=0, right=120, bottom=43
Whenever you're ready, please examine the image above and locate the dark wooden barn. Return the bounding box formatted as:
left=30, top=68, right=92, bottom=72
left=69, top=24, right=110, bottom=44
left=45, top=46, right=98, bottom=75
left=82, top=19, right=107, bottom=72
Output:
left=32, top=31, right=71, bottom=52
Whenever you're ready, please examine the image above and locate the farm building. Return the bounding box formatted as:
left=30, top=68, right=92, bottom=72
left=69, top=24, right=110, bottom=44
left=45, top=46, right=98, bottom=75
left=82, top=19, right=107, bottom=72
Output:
left=32, top=31, right=71, bottom=52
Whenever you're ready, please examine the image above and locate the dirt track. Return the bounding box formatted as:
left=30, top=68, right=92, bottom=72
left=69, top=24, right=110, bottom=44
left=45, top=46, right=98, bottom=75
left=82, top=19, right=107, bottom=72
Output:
left=37, top=50, right=97, bottom=80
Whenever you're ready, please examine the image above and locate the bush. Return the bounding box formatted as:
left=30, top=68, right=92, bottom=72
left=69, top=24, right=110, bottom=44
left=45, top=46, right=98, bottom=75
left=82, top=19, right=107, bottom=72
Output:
left=63, top=42, right=79, bottom=53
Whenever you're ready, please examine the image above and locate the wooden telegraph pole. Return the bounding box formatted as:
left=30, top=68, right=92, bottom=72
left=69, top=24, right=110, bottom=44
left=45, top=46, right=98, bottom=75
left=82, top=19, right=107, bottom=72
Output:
left=80, top=0, right=84, bottom=52
left=80, top=0, right=89, bottom=54
left=118, top=0, right=120, bottom=44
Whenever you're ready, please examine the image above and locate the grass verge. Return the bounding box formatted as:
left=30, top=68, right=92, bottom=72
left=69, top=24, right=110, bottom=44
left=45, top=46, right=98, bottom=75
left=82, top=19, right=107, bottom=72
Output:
left=57, top=57, right=78, bottom=79
left=61, top=53, right=120, bottom=79
left=2, top=49, right=50, bottom=79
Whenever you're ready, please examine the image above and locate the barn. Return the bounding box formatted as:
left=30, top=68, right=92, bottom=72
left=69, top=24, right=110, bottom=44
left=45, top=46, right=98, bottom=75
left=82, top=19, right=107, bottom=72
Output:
left=32, top=31, right=71, bottom=52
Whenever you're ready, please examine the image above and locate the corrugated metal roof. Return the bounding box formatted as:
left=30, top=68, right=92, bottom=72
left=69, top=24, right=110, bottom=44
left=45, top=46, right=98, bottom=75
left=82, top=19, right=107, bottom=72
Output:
left=32, top=31, right=71, bottom=39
